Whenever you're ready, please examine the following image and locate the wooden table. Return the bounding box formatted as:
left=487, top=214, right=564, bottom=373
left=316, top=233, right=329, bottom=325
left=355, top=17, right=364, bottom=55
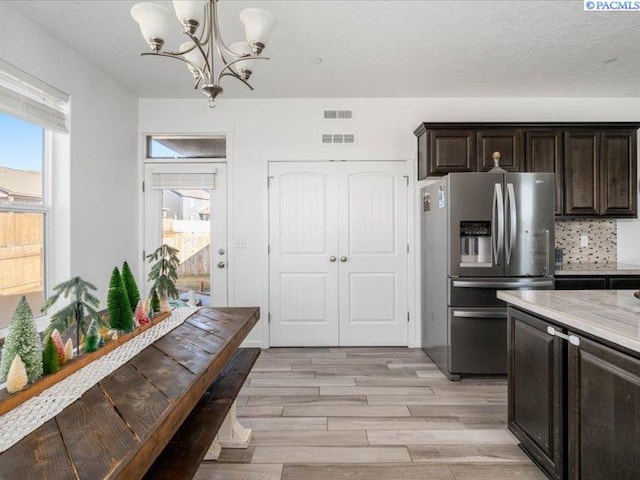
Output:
left=0, top=307, right=259, bottom=480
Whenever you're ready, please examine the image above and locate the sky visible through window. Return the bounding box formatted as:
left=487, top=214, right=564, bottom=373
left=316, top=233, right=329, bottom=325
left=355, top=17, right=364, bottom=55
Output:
left=0, top=111, right=43, bottom=171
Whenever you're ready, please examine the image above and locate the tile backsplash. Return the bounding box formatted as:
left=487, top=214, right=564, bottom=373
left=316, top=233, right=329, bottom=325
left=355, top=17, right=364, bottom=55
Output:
left=555, top=218, right=617, bottom=264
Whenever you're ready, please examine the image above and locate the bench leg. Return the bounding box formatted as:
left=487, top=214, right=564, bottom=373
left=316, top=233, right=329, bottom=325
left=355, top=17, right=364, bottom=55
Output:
left=204, top=402, right=252, bottom=461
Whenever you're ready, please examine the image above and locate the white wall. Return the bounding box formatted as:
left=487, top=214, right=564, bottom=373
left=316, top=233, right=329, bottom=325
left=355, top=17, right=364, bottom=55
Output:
left=139, top=96, right=640, bottom=347
left=0, top=3, right=139, bottom=303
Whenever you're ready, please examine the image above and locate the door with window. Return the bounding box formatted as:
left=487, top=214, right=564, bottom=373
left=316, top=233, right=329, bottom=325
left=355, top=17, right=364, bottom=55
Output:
left=144, top=163, right=227, bottom=307
left=269, top=161, right=408, bottom=346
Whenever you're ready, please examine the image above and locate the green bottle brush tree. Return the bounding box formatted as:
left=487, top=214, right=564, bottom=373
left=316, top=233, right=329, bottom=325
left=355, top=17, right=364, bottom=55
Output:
left=147, top=244, right=180, bottom=312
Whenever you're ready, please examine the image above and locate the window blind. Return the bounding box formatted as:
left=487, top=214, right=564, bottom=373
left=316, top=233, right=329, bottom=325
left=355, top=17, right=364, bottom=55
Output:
left=151, top=171, right=217, bottom=190
left=0, top=59, right=69, bottom=133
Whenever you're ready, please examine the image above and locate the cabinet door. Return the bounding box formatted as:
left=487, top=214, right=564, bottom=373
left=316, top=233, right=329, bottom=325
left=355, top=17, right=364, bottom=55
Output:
left=554, top=277, right=607, bottom=290
left=564, top=131, right=600, bottom=215
left=525, top=130, right=564, bottom=215
left=600, top=130, right=637, bottom=217
left=568, top=335, right=640, bottom=480
left=608, top=276, right=640, bottom=289
left=427, top=129, right=475, bottom=176
left=417, top=132, right=428, bottom=180
left=477, top=129, right=524, bottom=172
left=508, top=308, right=564, bottom=479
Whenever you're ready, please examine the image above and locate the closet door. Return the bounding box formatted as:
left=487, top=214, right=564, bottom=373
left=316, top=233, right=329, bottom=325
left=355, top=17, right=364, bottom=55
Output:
left=268, top=162, right=339, bottom=346
left=337, top=162, right=409, bottom=346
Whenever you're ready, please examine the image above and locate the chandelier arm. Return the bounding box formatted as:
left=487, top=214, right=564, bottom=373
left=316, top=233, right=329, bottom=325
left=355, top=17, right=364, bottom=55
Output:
left=211, top=0, right=242, bottom=58
left=141, top=51, right=207, bottom=82
left=216, top=56, right=269, bottom=85
left=220, top=72, right=254, bottom=91
left=183, top=32, right=213, bottom=82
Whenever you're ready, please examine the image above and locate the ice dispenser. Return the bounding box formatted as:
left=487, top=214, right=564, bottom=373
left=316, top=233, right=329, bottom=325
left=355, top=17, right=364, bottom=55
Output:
left=459, top=221, right=492, bottom=267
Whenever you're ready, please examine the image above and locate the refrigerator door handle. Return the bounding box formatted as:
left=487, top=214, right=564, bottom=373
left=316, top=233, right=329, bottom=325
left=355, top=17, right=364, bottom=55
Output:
left=506, top=183, right=517, bottom=265
left=452, top=279, right=555, bottom=289
left=452, top=310, right=508, bottom=319
left=492, top=183, right=504, bottom=265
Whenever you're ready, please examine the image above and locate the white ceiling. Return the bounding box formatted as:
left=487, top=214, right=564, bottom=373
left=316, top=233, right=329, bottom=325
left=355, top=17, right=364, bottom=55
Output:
left=8, top=0, right=640, bottom=99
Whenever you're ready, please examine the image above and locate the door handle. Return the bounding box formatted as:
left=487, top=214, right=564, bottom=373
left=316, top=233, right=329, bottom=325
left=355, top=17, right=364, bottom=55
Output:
left=340, top=256, right=348, bottom=262
left=492, top=183, right=504, bottom=265
left=452, top=310, right=507, bottom=319
left=217, top=261, right=226, bottom=269
left=506, top=183, right=516, bottom=265
left=329, top=256, right=337, bottom=262
left=452, top=279, right=554, bottom=288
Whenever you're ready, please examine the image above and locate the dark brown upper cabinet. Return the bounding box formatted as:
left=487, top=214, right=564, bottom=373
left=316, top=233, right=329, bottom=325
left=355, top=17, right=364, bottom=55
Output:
left=564, top=130, right=600, bottom=216
left=414, top=123, right=639, bottom=218
left=600, top=130, right=637, bottom=217
left=425, top=129, right=475, bottom=177
left=525, top=130, right=564, bottom=215
left=477, top=129, right=524, bottom=172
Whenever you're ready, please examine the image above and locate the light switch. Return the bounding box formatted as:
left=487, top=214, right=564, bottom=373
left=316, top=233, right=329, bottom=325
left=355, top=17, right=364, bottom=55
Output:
left=580, top=235, right=589, bottom=247
left=235, top=237, right=247, bottom=249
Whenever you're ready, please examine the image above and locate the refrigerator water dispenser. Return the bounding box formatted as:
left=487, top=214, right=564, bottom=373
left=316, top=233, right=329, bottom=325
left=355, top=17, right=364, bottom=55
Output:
left=459, top=221, right=492, bottom=267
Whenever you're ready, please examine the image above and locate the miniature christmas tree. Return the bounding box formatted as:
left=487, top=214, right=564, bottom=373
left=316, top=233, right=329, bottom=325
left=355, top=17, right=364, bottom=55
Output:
left=84, top=319, right=100, bottom=353
left=6, top=355, right=28, bottom=393
left=42, top=334, right=60, bottom=375
left=0, top=296, right=43, bottom=383
left=41, top=277, right=103, bottom=356
left=150, top=290, right=160, bottom=314
left=121, top=261, right=141, bottom=313
left=108, top=267, right=134, bottom=332
left=134, top=300, right=151, bottom=326
left=147, top=244, right=180, bottom=312
left=50, top=329, right=66, bottom=366
left=64, top=339, right=74, bottom=362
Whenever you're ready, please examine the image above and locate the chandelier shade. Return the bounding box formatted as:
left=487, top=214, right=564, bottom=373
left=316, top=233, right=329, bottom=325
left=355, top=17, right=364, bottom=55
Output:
left=130, top=0, right=277, bottom=107
left=130, top=3, right=172, bottom=51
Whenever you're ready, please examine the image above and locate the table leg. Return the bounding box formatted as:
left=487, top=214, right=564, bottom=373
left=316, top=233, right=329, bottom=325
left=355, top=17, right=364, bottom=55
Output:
left=204, top=401, right=252, bottom=460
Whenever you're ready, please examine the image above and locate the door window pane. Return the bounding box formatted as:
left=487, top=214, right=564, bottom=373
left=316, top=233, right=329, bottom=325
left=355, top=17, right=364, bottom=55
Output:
left=0, top=212, right=44, bottom=328
left=162, top=189, right=211, bottom=297
left=0, top=112, right=44, bottom=205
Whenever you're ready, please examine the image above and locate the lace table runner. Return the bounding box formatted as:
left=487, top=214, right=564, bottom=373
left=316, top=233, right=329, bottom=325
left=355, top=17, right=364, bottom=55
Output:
left=0, top=307, right=199, bottom=453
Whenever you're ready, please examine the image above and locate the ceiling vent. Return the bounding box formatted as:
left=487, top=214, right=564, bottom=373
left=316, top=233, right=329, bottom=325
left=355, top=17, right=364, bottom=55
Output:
left=324, top=110, right=353, bottom=119
left=321, top=133, right=356, bottom=144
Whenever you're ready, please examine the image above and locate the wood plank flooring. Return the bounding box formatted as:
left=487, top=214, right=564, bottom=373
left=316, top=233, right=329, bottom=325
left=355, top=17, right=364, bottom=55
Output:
left=195, top=347, right=546, bottom=480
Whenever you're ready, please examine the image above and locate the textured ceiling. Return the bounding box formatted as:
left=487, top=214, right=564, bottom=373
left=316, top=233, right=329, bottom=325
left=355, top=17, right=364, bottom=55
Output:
left=8, top=0, right=640, bottom=98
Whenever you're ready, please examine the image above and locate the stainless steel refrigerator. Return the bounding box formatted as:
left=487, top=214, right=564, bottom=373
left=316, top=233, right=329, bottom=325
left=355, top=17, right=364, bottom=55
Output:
left=421, top=172, right=555, bottom=380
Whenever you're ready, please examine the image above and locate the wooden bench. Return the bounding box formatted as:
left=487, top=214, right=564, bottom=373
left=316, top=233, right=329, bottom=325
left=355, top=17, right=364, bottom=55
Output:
left=144, top=347, right=260, bottom=479
left=0, top=307, right=259, bottom=480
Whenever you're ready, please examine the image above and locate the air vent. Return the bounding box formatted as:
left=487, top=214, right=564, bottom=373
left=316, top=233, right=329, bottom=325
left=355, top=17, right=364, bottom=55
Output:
left=321, top=133, right=356, bottom=144
left=324, top=110, right=353, bottom=119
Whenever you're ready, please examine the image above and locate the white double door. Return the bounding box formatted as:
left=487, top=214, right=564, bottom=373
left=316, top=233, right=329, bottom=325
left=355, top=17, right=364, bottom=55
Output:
left=269, top=161, right=408, bottom=346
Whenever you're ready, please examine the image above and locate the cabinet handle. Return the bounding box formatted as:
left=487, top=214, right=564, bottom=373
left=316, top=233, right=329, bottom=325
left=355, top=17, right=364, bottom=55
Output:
left=546, top=326, right=581, bottom=346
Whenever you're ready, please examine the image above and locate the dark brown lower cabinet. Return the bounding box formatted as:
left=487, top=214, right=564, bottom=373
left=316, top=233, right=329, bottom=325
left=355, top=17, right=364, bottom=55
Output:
left=509, top=306, right=640, bottom=480
left=568, top=336, right=640, bottom=480
left=508, top=308, right=565, bottom=479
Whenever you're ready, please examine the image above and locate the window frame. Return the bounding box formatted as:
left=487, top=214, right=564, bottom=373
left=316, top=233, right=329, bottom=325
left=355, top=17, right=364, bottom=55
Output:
left=0, top=127, right=53, bottom=338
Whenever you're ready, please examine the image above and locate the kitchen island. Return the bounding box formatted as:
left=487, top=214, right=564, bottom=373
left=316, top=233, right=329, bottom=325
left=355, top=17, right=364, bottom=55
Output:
left=497, top=289, right=640, bottom=480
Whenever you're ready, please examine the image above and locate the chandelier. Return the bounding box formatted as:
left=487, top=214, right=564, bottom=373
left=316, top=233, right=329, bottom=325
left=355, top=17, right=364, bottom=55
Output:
left=131, top=0, right=277, bottom=107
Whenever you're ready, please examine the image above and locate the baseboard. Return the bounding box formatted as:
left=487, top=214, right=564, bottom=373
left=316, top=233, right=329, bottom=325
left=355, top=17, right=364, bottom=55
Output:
left=240, top=339, right=264, bottom=348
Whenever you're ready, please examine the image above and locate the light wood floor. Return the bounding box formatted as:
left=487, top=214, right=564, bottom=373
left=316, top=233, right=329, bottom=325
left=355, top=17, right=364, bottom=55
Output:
left=194, top=347, right=546, bottom=480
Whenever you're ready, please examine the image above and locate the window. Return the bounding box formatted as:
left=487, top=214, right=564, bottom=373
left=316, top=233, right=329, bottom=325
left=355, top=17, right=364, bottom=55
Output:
left=146, top=136, right=226, bottom=159
left=0, top=59, right=69, bottom=332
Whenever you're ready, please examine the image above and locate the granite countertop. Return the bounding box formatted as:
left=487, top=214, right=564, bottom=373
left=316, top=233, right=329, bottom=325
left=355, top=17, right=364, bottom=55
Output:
left=498, top=290, right=640, bottom=354
left=554, top=262, right=640, bottom=276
